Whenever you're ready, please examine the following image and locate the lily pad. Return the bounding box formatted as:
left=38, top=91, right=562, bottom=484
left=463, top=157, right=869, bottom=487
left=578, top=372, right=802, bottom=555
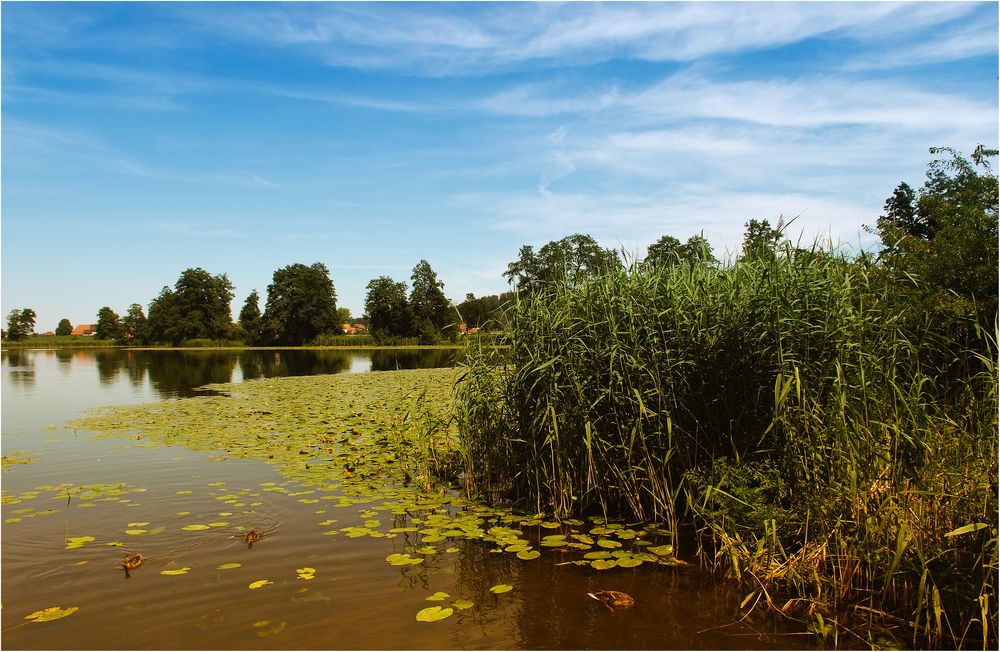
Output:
left=590, top=559, right=618, bottom=570
left=181, top=524, right=211, bottom=531
left=489, top=584, right=513, bottom=594
left=416, top=606, right=453, bottom=622
left=25, top=606, right=78, bottom=622
left=516, top=550, right=540, bottom=560
left=426, top=591, right=450, bottom=601
left=160, top=567, right=192, bottom=575
left=248, top=579, right=273, bottom=589
left=617, top=558, right=643, bottom=568
left=453, top=598, right=475, bottom=610
left=217, top=563, right=242, bottom=570
left=65, top=536, right=95, bottom=550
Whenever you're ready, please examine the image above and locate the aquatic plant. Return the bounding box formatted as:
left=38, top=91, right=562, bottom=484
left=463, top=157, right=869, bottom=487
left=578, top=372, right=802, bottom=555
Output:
left=455, top=246, right=998, bottom=647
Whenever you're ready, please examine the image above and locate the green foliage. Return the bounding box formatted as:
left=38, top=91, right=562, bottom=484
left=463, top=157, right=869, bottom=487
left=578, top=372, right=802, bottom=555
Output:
left=5, top=308, right=36, bottom=341
left=365, top=276, right=412, bottom=342
left=740, top=218, right=785, bottom=260
left=238, top=289, right=264, bottom=345
left=335, top=306, right=353, bottom=326
left=95, top=307, right=121, bottom=340
left=874, top=145, right=998, bottom=327
left=457, top=245, right=997, bottom=647
left=55, top=318, right=73, bottom=337
left=410, top=260, right=454, bottom=343
left=262, top=263, right=338, bottom=346
left=119, top=303, right=148, bottom=345
left=146, top=268, right=235, bottom=345
left=456, top=292, right=513, bottom=330
left=503, top=234, right=621, bottom=293
left=645, top=232, right=718, bottom=267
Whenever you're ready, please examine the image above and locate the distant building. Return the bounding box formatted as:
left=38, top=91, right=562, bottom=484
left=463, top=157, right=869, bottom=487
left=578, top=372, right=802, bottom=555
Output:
left=71, top=324, right=97, bottom=336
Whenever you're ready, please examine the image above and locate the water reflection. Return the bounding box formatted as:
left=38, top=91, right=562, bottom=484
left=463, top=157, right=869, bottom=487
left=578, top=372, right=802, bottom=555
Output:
left=2, top=347, right=461, bottom=401
left=2, top=348, right=35, bottom=389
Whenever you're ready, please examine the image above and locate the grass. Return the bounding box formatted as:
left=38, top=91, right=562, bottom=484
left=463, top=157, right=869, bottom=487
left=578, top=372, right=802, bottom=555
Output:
left=2, top=335, right=118, bottom=348
left=455, top=246, right=997, bottom=648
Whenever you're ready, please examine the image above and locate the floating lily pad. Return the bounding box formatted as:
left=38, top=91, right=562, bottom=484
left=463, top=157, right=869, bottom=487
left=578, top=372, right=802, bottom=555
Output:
left=24, top=606, right=78, bottom=622
left=160, top=567, right=192, bottom=576
left=65, top=536, right=95, bottom=550
left=647, top=544, right=673, bottom=557
left=416, top=606, right=453, bottom=622
left=584, top=551, right=612, bottom=560
left=489, top=584, right=513, bottom=594
left=617, top=558, right=643, bottom=568
left=217, top=563, right=242, bottom=570
left=124, top=529, right=147, bottom=535
left=426, top=591, right=450, bottom=601
left=248, top=579, right=273, bottom=589
left=181, top=524, right=211, bottom=531
left=516, top=550, right=541, bottom=560
left=453, top=598, right=475, bottom=610
left=386, top=553, right=423, bottom=566
left=590, top=559, right=618, bottom=570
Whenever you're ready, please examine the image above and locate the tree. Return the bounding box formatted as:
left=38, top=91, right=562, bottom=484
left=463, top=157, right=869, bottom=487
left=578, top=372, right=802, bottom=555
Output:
left=262, top=262, right=338, bottom=346
left=335, top=307, right=353, bottom=327
left=238, top=290, right=263, bottom=346
left=365, top=276, right=412, bottom=341
left=410, top=260, right=453, bottom=342
left=874, top=145, right=999, bottom=326
left=120, top=304, right=148, bottom=345
left=740, top=218, right=784, bottom=261
left=56, top=318, right=73, bottom=337
left=457, top=291, right=513, bottom=329
left=504, top=234, right=620, bottom=292
left=5, top=309, right=35, bottom=341
left=146, top=268, right=234, bottom=344
left=646, top=233, right=718, bottom=267
left=95, top=307, right=121, bottom=340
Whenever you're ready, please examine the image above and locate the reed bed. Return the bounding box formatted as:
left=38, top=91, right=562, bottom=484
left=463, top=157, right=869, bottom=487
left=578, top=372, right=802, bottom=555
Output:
left=455, top=247, right=997, bottom=647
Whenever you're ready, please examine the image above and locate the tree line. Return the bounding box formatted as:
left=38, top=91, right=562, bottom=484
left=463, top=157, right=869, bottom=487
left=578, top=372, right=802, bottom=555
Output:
left=6, top=146, right=995, bottom=349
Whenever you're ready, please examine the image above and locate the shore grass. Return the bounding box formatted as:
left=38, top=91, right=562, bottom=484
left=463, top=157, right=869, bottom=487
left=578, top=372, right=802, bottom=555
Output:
left=455, top=247, right=998, bottom=647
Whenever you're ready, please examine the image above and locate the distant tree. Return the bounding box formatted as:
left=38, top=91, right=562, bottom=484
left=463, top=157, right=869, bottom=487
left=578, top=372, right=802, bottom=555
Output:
left=146, top=268, right=235, bottom=345
left=5, top=309, right=36, bottom=341
left=874, top=145, right=999, bottom=326
left=95, top=307, right=121, bottom=340
left=740, top=218, right=784, bottom=261
left=410, top=260, right=454, bottom=342
left=120, top=303, right=148, bottom=345
left=646, top=233, right=718, bottom=267
left=365, top=276, right=412, bottom=341
left=457, top=291, right=514, bottom=329
left=56, top=318, right=73, bottom=336
left=238, top=290, right=264, bottom=345
left=335, top=307, right=353, bottom=327
left=262, top=262, right=338, bottom=346
left=504, top=234, right=620, bottom=292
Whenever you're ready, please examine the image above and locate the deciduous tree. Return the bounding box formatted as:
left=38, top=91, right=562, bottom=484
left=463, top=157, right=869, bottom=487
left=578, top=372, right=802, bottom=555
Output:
left=238, top=290, right=263, bottom=345
left=262, top=263, right=338, bottom=346
left=56, top=318, right=73, bottom=337
left=504, top=234, right=620, bottom=292
left=146, top=268, right=234, bottom=345
left=5, top=309, right=36, bottom=341
left=365, top=276, right=411, bottom=341
left=410, top=260, right=453, bottom=342
left=95, top=307, right=121, bottom=340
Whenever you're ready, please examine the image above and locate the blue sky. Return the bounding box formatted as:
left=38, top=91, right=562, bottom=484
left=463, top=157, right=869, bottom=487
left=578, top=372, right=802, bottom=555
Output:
left=2, top=1, right=997, bottom=332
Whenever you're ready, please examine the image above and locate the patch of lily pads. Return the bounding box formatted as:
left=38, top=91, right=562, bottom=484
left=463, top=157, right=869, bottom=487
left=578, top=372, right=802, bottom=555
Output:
left=56, top=367, right=685, bottom=594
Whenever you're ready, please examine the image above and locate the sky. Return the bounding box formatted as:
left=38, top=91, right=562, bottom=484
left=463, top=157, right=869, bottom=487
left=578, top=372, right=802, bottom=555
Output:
left=2, top=1, right=997, bottom=333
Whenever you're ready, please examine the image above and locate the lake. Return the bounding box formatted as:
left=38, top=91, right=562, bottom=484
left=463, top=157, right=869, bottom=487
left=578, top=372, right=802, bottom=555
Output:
left=1, top=347, right=813, bottom=649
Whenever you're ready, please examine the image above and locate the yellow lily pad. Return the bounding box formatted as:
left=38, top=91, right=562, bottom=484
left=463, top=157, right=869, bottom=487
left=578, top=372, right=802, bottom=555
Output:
left=426, top=591, right=450, bottom=601
left=489, top=584, right=513, bottom=594
left=160, top=567, right=192, bottom=575
left=182, top=524, right=211, bottom=531
left=217, top=563, right=242, bottom=570
left=248, top=579, right=273, bottom=589
left=416, top=606, right=453, bottom=622
left=25, top=606, right=78, bottom=622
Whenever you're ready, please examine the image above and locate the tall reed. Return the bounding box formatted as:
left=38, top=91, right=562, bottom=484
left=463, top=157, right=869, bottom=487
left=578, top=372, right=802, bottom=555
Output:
left=455, top=246, right=997, bottom=647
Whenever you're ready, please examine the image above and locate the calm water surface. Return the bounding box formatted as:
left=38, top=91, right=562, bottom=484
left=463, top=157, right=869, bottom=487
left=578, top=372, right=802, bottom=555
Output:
left=1, top=348, right=813, bottom=650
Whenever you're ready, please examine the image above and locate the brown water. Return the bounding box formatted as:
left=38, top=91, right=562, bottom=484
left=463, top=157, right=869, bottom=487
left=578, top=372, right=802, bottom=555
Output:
left=1, top=348, right=814, bottom=649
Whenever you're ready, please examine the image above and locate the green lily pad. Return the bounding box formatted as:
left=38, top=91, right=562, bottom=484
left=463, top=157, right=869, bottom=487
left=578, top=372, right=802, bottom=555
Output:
left=248, top=579, right=273, bottom=589
left=647, top=544, right=674, bottom=557
left=416, top=606, right=453, bottom=622
left=426, top=591, right=450, bottom=601
left=124, top=529, right=147, bottom=535
left=160, top=567, right=192, bottom=575
left=453, top=598, right=475, bottom=610
left=217, top=563, right=242, bottom=570
left=489, top=584, right=513, bottom=594
left=65, top=536, right=95, bottom=550
left=181, top=524, right=211, bottom=531
left=617, top=558, right=643, bottom=568
left=596, top=539, right=622, bottom=549
left=584, top=551, right=612, bottom=559
left=516, top=549, right=541, bottom=560
left=590, top=559, right=618, bottom=570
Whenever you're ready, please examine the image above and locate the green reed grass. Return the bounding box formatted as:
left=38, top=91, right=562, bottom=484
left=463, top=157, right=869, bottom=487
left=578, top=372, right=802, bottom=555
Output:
left=455, top=245, right=997, bottom=647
